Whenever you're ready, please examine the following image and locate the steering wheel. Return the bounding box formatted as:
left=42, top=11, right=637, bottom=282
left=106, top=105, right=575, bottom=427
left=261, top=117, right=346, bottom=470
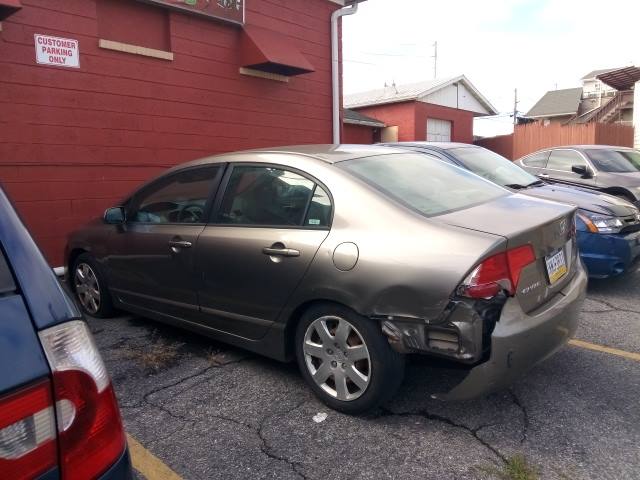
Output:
left=178, top=204, right=204, bottom=223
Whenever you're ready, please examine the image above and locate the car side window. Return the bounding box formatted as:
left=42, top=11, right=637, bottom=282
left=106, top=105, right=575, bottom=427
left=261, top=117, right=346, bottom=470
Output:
left=547, top=150, right=586, bottom=172
left=217, top=166, right=330, bottom=228
left=304, top=185, right=331, bottom=228
left=129, top=166, right=221, bottom=224
left=522, top=151, right=549, bottom=168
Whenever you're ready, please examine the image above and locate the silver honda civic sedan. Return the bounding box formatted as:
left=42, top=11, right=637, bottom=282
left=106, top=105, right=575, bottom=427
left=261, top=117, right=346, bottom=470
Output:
left=66, top=145, right=587, bottom=413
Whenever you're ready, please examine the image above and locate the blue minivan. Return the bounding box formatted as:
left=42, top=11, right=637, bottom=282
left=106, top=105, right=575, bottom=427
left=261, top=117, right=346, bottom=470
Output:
left=0, top=186, right=132, bottom=479
left=383, top=143, right=640, bottom=278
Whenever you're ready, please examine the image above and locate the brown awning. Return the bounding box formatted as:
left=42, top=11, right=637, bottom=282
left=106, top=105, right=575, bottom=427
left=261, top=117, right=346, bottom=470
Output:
left=0, top=0, right=22, bottom=20
left=240, top=25, right=315, bottom=77
left=597, top=66, right=640, bottom=91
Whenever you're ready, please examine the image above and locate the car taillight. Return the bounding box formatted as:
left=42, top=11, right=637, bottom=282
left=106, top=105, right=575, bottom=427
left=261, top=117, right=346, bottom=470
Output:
left=459, top=245, right=536, bottom=299
left=39, top=320, right=125, bottom=480
left=0, top=380, right=57, bottom=480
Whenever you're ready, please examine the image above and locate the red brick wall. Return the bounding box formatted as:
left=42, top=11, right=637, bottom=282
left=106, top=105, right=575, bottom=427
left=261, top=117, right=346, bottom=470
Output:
left=343, top=124, right=376, bottom=144
left=352, top=101, right=475, bottom=144
left=354, top=102, right=416, bottom=141
left=0, top=0, right=339, bottom=265
left=414, top=102, right=474, bottom=143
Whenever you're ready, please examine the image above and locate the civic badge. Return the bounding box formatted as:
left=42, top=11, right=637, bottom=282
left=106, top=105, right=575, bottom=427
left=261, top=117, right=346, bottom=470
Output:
left=558, top=218, right=568, bottom=236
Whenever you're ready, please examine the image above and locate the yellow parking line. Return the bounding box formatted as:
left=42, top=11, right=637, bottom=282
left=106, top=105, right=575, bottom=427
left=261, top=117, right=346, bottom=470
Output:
left=569, top=339, right=640, bottom=362
left=127, top=434, right=183, bottom=480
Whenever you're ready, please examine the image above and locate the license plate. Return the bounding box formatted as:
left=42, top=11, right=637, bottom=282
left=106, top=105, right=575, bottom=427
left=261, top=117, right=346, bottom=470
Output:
left=545, top=249, right=567, bottom=284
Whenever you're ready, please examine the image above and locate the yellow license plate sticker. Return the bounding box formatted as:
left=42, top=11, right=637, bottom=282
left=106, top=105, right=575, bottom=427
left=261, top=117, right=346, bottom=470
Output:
left=545, top=249, right=567, bottom=284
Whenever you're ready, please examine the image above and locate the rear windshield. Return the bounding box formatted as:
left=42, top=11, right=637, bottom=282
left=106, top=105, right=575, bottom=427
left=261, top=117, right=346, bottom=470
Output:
left=586, top=149, right=640, bottom=173
left=448, top=147, right=539, bottom=188
left=339, top=153, right=508, bottom=217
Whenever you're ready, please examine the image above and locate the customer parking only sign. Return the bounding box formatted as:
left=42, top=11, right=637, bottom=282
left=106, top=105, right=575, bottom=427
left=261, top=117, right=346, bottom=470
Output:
left=34, top=34, right=79, bottom=68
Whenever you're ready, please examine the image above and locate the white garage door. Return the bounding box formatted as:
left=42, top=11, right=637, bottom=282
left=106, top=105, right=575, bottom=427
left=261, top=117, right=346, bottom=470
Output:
left=427, top=118, right=452, bottom=142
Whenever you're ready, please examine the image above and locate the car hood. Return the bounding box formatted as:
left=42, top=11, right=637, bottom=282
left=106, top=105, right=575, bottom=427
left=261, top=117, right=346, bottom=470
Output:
left=522, top=184, right=637, bottom=217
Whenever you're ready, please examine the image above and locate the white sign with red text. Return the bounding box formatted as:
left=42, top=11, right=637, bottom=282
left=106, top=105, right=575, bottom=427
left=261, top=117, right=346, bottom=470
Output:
left=34, top=34, right=79, bottom=68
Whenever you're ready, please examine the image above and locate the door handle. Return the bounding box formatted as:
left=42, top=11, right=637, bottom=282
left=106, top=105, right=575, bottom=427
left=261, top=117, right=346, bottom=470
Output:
left=262, top=247, right=300, bottom=257
left=169, top=240, right=192, bottom=249
left=539, top=173, right=549, bottom=178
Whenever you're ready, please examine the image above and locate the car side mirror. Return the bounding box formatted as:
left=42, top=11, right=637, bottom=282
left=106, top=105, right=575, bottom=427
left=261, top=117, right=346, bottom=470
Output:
left=104, top=206, right=126, bottom=224
left=571, top=165, right=592, bottom=178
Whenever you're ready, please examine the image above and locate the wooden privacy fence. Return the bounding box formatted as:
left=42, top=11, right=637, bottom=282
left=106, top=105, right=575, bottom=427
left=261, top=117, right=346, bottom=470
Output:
left=474, top=134, right=513, bottom=159
left=475, top=123, right=635, bottom=160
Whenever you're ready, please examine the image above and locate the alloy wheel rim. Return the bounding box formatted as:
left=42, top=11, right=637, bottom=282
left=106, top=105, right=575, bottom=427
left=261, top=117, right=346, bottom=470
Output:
left=74, top=263, right=101, bottom=314
left=303, top=315, right=371, bottom=401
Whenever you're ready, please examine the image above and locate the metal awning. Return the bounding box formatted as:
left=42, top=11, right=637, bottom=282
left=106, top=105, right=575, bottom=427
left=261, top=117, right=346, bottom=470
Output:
left=597, top=66, right=640, bottom=91
left=240, top=25, right=315, bottom=77
left=0, top=0, right=22, bottom=20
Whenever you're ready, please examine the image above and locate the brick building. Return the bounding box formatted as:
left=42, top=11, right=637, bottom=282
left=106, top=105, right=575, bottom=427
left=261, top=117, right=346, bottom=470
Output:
left=0, top=0, right=355, bottom=265
left=344, top=76, right=497, bottom=144
left=342, top=108, right=384, bottom=143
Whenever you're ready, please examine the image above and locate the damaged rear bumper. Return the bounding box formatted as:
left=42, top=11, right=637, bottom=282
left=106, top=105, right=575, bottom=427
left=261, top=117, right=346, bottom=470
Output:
left=432, top=262, right=587, bottom=401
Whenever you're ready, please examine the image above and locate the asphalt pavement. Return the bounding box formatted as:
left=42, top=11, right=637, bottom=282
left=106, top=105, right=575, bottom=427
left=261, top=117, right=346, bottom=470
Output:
left=87, top=261, right=640, bottom=480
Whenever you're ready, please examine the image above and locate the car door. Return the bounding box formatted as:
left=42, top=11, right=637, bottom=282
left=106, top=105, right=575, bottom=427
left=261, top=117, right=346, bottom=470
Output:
left=195, top=164, right=332, bottom=340
left=544, top=149, right=597, bottom=188
left=106, top=165, right=224, bottom=319
left=519, top=150, right=550, bottom=177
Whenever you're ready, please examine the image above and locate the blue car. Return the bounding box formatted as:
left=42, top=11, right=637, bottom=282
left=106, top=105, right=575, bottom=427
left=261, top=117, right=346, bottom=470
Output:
left=0, top=186, right=132, bottom=479
left=383, top=142, right=640, bottom=278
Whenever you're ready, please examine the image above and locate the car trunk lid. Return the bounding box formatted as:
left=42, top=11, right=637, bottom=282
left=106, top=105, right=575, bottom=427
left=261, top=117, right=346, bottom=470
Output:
left=434, top=193, right=578, bottom=312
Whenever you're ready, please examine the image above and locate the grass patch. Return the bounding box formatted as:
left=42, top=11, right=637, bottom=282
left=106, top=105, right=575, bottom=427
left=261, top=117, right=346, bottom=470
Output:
left=479, top=455, right=539, bottom=480
left=122, top=331, right=182, bottom=373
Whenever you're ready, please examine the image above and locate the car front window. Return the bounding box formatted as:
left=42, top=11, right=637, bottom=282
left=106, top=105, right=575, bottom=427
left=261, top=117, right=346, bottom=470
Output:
left=339, top=153, right=508, bottom=217
left=130, top=167, right=221, bottom=224
left=448, top=147, right=539, bottom=188
left=547, top=150, right=586, bottom=172
left=586, top=149, right=640, bottom=173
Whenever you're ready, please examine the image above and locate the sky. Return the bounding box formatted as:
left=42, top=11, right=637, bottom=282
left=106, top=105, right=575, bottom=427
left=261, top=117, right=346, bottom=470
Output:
left=342, top=0, right=640, bottom=137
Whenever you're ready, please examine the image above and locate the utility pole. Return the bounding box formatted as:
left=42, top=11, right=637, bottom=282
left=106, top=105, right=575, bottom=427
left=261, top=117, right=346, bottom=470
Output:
left=432, top=41, right=438, bottom=79
left=513, top=88, right=519, bottom=125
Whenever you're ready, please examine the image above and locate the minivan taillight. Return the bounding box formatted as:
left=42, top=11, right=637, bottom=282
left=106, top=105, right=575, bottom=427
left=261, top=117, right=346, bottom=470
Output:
left=39, top=320, right=126, bottom=480
left=459, top=245, right=536, bottom=299
left=0, top=380, right=57, bottom=480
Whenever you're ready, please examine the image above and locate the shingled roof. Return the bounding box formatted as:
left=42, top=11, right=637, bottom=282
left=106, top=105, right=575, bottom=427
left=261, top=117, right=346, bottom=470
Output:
left=525, top=87, right=583, bottom=118
left=581, top=67, right=624, bottom=80
left=343, top=109, right=385, bottom=128
left=344, top=75, right=497, bottom=115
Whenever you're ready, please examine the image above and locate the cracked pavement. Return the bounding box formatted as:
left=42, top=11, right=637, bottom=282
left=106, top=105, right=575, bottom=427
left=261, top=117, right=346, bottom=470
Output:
left=86, top=261, right=640, bottom=480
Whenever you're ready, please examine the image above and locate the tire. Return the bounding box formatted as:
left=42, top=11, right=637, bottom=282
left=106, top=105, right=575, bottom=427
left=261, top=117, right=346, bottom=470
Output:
left=71, top=253, right=115, bottom=318
left=295, top=303, right=405, bottom=414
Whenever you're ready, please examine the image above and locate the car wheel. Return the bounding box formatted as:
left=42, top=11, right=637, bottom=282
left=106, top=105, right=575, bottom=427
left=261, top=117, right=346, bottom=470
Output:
left=295, top=303, right=405, bottom=414
left=72, top=253, right=114, bottom=318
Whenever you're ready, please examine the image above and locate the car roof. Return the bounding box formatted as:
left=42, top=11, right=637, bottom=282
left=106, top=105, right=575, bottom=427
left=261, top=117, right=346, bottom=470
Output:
left=382, top=142, right=478, bottom=151
left=174, top=144, right=410, bottom=171
left=523, top=145, right=636, bottom=157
